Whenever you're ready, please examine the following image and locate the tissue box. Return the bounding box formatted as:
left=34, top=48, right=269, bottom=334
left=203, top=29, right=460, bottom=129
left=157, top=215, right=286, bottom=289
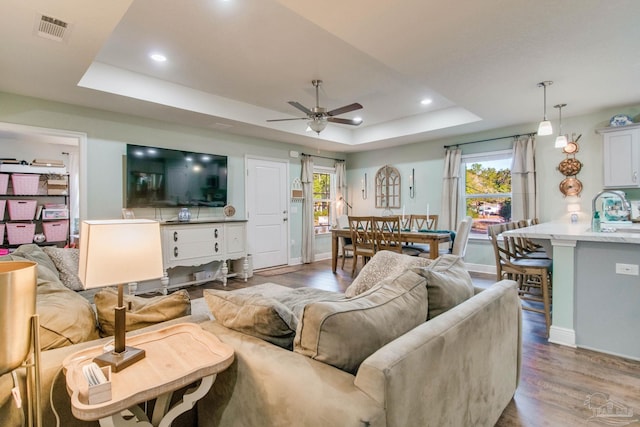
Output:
left=87, top=365, right=112, bottom=405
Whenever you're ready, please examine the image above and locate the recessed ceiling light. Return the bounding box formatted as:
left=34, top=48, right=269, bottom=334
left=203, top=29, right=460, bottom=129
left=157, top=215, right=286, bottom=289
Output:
left=420, top=98, right=433, bottom=105
left=150, top=53, right=167, bottom=62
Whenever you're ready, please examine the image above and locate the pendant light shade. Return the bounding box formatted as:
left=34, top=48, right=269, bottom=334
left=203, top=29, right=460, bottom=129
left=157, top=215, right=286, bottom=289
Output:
left=554, top=103, right=568, bottom=148
left=307, top=117, right=327, bottom=134
left=537, top=81, right=553, bottom=136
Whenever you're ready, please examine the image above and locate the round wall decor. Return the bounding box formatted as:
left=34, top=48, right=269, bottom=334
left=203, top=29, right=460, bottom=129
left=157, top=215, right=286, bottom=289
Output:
left=223, top=205, right=236, bottom=217
left=558, top=158, right=582, bottom=176
left=559, top=177, right=583, bottom=197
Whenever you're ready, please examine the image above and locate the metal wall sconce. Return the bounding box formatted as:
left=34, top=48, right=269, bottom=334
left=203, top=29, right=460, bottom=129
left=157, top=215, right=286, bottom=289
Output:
left=361, top=173, right=367, bottom=199
left=409, top=168, right=415, bottom=199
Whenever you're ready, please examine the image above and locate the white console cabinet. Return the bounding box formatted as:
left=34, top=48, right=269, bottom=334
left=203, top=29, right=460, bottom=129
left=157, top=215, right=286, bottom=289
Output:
left=158, top=220, right=247, bottom=294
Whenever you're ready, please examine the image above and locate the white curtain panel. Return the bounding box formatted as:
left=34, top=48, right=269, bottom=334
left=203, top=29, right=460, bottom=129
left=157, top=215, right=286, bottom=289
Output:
left=511, top=136, right=538, bottom=221
left=441, top=148, right=462, bottom=230
left=335, top=161, right=347, bottom=217
left=301, top=156, right=315, bottom=263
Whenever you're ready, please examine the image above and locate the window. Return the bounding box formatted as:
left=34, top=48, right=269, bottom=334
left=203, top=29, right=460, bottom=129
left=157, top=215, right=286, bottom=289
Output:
left=461, top=150, right=512, bottom=236
left=313, top=167, right=335, bottom=234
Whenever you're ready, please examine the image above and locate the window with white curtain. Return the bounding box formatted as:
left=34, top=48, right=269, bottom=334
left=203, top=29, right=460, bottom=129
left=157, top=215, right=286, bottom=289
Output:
left=313, top=166, right=336, bottom=234
left=461, top=150, right=512, bottom=237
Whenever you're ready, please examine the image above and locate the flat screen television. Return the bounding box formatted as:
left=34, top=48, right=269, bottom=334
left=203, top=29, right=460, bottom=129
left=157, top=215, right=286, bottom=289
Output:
left=125, top=144, right=228, bottom=208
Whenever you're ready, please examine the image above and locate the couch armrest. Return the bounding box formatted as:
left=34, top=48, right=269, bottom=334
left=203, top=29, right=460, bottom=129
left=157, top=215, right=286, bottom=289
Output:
left=198, top=321, right=386, bottom=427
left=355, top=280, right=521, bottom=427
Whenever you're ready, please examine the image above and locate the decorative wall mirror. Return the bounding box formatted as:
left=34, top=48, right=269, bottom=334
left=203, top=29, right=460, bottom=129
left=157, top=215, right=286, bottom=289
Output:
left=375, top=165, right=401, bottom=209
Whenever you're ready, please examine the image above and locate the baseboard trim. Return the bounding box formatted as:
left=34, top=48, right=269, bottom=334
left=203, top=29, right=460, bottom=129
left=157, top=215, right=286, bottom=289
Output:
left=549, top=326, right=577, bottom=347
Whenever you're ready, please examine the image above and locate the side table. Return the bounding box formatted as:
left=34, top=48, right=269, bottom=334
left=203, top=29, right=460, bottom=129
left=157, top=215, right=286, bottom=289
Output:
left=63, top=323, right=234, bottom=427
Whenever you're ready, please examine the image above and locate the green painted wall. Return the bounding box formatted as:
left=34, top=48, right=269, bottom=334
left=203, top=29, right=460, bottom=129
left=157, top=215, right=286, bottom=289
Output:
left=1, top=90, right=639, bottom=269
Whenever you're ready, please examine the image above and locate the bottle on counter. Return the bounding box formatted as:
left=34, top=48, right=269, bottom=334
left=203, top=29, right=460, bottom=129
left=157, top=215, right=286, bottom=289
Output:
left=592, top=211, right=601, bottom=232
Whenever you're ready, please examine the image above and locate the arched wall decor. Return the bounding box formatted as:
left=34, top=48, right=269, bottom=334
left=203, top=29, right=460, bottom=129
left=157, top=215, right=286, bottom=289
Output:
left=375, top=165, right=401, bottom=209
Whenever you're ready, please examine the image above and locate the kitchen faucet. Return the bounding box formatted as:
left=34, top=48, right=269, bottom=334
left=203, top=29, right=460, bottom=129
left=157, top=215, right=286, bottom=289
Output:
left=591, top=190, right=631, bottom=220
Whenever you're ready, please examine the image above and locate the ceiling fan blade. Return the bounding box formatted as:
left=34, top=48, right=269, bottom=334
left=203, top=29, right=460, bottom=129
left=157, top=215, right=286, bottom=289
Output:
left=327, top=117, right=362, bottom=126
left=327, top=102, right=363, bottom=117
left=267, top=117, right=308, bottom=122
left=288, top=101, right=312, bottom=115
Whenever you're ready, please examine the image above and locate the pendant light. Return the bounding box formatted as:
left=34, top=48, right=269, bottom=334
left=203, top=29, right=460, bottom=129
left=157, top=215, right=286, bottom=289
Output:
left=537, top=81, right=553, bottom=136
left=554, top=103, right=568, bottom=148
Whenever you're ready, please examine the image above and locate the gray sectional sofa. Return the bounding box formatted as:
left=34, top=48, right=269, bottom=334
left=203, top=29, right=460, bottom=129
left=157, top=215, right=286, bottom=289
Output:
left=0, top=250, right=521, bottom=427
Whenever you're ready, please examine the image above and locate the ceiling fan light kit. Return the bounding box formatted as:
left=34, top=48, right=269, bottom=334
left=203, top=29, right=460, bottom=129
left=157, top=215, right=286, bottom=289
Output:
left=537, top=81, right=554, bottom=136
left=267, top=79, right=363, bottom=135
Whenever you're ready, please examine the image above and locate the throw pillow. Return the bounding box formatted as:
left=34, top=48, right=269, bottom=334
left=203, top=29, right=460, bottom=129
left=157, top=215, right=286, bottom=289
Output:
left=294, top=269, right=428, bottom=374
left=204, top=283, right=342, bottom=350
left=411, top=254, right=474, bottom=319
left=344, top=250, right=432, bottom=298
left=42, top=247, right=84, bottom=291
left=94, top=288, right=191, bottom=337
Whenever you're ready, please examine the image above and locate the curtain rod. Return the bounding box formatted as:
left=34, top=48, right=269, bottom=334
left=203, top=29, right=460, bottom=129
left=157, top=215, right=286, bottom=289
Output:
left=301, top=153, right=345, bottom=162
left=443, top=132, right=536, bottom=149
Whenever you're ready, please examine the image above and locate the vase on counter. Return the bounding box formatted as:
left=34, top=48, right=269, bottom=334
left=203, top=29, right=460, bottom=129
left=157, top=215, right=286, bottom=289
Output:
left=178, top=208, right=191, bottom=222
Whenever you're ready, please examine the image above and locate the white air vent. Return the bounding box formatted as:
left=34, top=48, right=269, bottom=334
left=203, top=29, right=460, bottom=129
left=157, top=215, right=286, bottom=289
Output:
left=34, top=14, right=71, bottom=42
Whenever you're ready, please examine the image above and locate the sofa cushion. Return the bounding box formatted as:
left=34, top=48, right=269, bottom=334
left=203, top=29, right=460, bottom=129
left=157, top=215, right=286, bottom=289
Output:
left=204, top=283, right=342, bottom=350
left=10, top=244, right=60, bottom=281
left=294, top=270, right=428, bottom=374
left=42, top=247, right=83, bottom=291
left=0, top=245, right=99, bottom=350
left=345, top=250, right=432, bottom=298
left=94, top=288, right=191, bottom=337
left=411, top=254, right=474, bottom=319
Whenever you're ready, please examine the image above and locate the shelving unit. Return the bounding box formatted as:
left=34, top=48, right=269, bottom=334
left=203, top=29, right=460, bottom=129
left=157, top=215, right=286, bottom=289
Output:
left=0, top=167, right=70, bottom=249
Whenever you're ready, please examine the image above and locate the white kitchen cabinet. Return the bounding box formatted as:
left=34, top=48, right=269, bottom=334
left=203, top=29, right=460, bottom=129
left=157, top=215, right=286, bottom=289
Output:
left=158, top=220, right=247, bottom=294
left=599, top=123, right=640, bottom=188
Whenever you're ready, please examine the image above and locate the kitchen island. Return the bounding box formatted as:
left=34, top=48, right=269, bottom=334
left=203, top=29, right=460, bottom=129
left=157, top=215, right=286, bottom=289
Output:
left=504, top=221, right=640, bottom=360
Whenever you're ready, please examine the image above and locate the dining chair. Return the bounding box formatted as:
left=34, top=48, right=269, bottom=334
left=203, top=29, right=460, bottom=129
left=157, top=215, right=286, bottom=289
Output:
left=336, top=214, right=353, bottom=269
left=348, top=216, right=376, bottom=277
left=450, top=215, right=472, bottom=257
left=488, top=222, right=553, bottom=337
left=403, top=214, right=439, bottom=253
left=416, top=215, right=471, bottom=258
left=372, top=216, right=421, bottom=256
left=409, top=214, right=438, bottom=231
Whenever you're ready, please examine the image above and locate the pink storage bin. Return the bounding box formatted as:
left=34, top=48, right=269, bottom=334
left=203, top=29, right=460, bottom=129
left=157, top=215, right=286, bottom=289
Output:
left=0, top=223, right=4, bottom=245
left=8, top=200, right=37, bottom=220
left=0, top=200, right=5, bottom=220
left=11, top=174, right=40, bottom=195
left=43, top=220, right=69, bottom=242
left=0, top=174, right=8, bottom=195
left=6, top=223, right=35, bottom=245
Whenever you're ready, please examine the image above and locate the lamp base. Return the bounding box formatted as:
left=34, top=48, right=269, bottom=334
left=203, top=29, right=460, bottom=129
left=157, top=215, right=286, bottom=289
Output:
left=93, top=346, right=145, bottom=373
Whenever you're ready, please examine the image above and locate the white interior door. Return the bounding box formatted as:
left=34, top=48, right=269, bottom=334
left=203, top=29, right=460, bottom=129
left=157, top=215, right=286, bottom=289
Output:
left=246, top=157, right=288, bottom=269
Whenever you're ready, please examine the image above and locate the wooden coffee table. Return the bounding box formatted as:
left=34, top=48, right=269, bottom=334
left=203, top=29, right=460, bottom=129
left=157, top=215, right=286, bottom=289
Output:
left=63, top=323, right=234, bottom=427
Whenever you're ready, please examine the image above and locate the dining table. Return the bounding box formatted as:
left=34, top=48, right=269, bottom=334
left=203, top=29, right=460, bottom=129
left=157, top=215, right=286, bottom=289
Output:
left=330, top=228, right=452, bottom=273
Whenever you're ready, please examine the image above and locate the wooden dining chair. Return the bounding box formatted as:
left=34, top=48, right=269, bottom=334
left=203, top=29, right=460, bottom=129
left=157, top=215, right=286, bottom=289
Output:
left=336, top=214, right=353, bottom=269
left=348, top=216, right=376, bottom=277
left=488, top=222, right=553, bottom=337
left=409, top=214, right=438, bottom=231
left=375, top=216, right=423, bottom=256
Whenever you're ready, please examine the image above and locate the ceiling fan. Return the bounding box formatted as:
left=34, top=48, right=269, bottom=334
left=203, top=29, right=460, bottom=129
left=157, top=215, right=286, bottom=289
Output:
left=267, top=79, right=363, bottom=134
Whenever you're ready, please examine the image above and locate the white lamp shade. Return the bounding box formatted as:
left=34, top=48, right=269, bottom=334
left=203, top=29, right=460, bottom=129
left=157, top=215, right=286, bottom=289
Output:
left=78, top=219, right=164, bottom=289
left=567, top=203, right=581, bottom=213
left=555, top=135, right=568, bottom=148
left=537, top=120, right=553, bottom=136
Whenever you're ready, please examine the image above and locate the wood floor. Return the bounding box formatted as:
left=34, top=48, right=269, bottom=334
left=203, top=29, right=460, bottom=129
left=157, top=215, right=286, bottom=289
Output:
left=187, top=258, right=640, bottom=427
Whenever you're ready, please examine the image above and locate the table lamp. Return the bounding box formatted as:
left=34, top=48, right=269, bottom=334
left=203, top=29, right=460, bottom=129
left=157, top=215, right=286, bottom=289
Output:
left=78, top=219, right=164, bottom=372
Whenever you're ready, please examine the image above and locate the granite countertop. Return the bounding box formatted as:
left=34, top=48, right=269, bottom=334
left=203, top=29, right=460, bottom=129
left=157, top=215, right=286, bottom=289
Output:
left=503, top=220, right=640, bottom=244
